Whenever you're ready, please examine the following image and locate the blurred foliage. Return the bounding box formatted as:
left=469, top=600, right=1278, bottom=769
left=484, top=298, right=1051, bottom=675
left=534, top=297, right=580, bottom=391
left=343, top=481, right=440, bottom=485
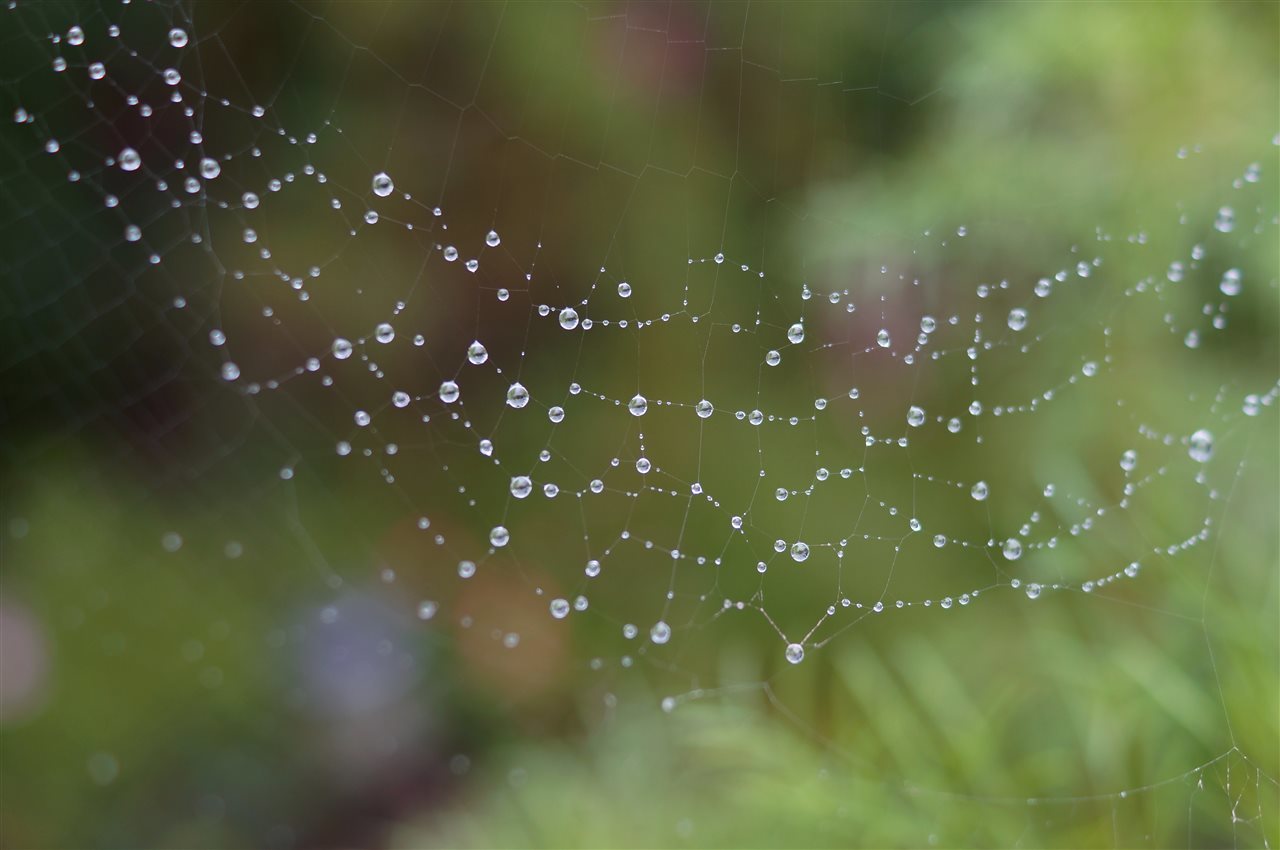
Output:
left=1, top=2, right=1277, bottom=848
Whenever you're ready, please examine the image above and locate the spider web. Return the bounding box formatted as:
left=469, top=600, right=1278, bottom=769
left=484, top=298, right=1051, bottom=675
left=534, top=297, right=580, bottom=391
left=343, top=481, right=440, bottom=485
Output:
left=1, top=1, right=1277, bottom=848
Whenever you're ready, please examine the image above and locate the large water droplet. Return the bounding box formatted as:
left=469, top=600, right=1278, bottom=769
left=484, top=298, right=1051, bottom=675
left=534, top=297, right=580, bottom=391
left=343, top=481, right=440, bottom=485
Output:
left=1187, top=429, right=1213, bottom=463
left=118, top=147, right=141, bottom=172
left=507, top=383, right=530, bottom=409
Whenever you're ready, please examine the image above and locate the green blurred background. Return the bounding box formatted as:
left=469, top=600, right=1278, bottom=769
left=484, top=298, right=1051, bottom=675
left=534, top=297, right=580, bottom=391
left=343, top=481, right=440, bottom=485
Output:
left=1, top=2, right=1277, bottom=848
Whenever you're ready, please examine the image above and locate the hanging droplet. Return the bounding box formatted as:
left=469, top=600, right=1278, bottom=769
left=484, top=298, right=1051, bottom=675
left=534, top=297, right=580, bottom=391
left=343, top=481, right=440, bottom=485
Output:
left=511, top=476, right=532, bottom=499
left=790, top=542, right=810, bottom=562
left=489, top=526, right=510, bottom=547
left=1219, top=268, right=1242, bottom=297
left=467, top=341, right=488, bottom=364
left=787, top=323, right=805, bottom=344
left=558, top=307, right=579, bottom=330
left=650, top=621, right=671, bottom=644
left=695, top=399, right=713, bottom=419
left=1002, top=538, right=1023, bottom=560
left=785, top=643, right=805, bottom=664
left=1187, top=429, right=1213, bottom=463
left=372, top=171, right=394, bottom=197
left=1007, top=308, right=1028, bottom=331
left=118, top=147, right=141, bottom=172
left=628, top=394, right=648, bottom=416
left=1213, top=206, right=1235, bottom=233
left=971, top=481, right=989, bottom=501
left=439, top=381, right=460, bottom=403
left=907, top=406, right=926, bottom=427
left=506, top=382, right=530, bottom=409
left=168, top=28, right=188, bottom=48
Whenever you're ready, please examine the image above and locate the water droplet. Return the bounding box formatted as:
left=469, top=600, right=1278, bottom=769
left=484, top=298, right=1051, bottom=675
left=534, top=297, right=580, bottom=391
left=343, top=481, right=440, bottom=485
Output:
left=485, top=230, right=501, bottom=247
left=907, top=406, right=926, bottom=427
left=1219, top=268, right=1242, bottom=297
left=168, top=28, right=189, bottom=48
left=1002, top=538, right=1023, bottom=561
left=199, top=157, right=221, bottom=180
left=790, top=542, right=810, bottom=563
left=695, top=399, right=713, bottom=419
left=506, top=383, right=529, bottom=409
left=467, top=341, right=488, bottom=364
left=617, top=282, right=631, bottom=298
left=511, top=476, right=532, bottom=499
left=785, top=643, right=805, bottom=664
left=549, top=598, right=570, bottom=619
left=628, top=394, right=648, bottom=416
left=1120, top=449, right=1137, bottom=472
left=558, top=307, right=579, bottom=330
left=1188, top=429, right=1213, bottom=463
left=971, top=481, right=989, bottom=501
left=118, top=147, right=141, bottom=172
left=1024, top=583, right=1042, bottom=600
left=650, top=621, right=671, bottom=644
left=787, top=323, right=805, bottom=344
left=876, top=329, right=891, bottom=348
left=372, top=171, right=394, bottom=197
left=1007, top=308, right=1028, bottom=331
left=439, top=381, right=460, bottom=403
left=1214, top=206, right=1235, bottom=233
left=489, top=526, right=510, bottom=547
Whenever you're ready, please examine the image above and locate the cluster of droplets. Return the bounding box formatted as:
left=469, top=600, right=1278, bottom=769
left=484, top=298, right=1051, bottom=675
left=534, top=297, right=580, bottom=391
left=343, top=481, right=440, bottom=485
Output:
left=21, top=15, right=1270, bottom=680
